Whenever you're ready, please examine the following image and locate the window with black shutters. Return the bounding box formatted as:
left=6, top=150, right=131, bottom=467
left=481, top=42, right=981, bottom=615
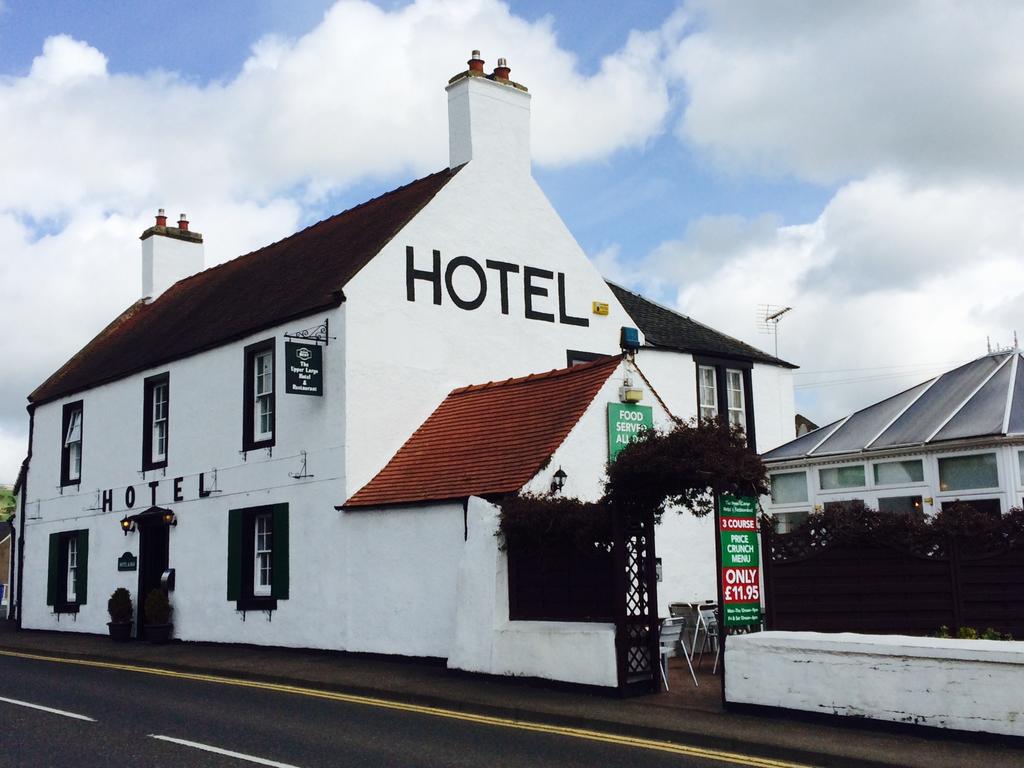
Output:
left=47, top=529, right=88, bottom=613
left=226, top=504, right=289, bottom=611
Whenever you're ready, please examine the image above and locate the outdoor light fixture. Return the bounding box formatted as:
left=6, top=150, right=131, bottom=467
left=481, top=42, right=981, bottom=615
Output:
left=162, top=510, right=178, bottom=527
left=120, top=516, right=136, bottom=536
left=550, top=467, right=567, bottom=494
left=619, top=326, right=641, bottom=352
left=619, top=375, right=644, bottom=403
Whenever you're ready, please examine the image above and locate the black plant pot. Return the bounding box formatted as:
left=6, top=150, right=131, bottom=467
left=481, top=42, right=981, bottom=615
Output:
left=107, top=621, right=133, bottom=642
left=145, top=623, right=173, bottom=644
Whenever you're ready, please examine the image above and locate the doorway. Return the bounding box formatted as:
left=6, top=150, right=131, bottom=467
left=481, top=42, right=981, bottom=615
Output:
left=136, top=517, right=169, bottom=638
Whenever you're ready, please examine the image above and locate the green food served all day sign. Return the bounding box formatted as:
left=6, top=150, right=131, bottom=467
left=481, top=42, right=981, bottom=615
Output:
left=718, top=494, right=762, bottom=627
left=607, top=403, right=653, bottom=461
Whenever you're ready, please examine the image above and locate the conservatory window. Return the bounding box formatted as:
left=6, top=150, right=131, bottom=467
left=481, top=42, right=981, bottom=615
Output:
left=938, top=453, right=998, bottom=492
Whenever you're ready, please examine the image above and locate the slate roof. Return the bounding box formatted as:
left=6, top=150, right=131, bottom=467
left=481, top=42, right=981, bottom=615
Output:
left=763, top=352, right=1024, bottom=462
left=607, top=282, right=796, bottom=368
left=343, top=355, right=622, bottom=508
left=30, top=167, right=462, bottom=405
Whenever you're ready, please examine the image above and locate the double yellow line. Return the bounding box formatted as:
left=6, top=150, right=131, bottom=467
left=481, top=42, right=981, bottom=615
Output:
left=0, top=648, right=814, bottom=768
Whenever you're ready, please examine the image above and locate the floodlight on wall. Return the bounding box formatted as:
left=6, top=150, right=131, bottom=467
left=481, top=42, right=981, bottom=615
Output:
left=550, top=467, right=567, bottom=494
left=162, top=510, right=177, bottom=527
left=619, top=374, right=644, bottom=403
left=120, top=516, right=136, bottom=536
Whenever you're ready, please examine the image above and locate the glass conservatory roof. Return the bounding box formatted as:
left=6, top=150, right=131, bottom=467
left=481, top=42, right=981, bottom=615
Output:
left=763, top=352, right=1023, bottom=461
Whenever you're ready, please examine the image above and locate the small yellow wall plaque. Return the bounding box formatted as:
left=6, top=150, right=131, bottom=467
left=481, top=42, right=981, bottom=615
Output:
left=592, top=302, right=609, bottom=316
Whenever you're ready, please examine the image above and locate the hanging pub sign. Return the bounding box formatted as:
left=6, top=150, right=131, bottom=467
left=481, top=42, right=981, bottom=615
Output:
left=607, top=402, right=653, bottom=461
left=285, top=342, right=323, bottom=396
left=117, top=552, right=138, bottom=572
left=718, top=494, right=762, bottom=627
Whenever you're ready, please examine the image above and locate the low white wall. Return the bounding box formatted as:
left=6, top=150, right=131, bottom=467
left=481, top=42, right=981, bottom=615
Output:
left=448, top=497, right=618, bottom=688
left=726, top=631, right=1024, bottom=737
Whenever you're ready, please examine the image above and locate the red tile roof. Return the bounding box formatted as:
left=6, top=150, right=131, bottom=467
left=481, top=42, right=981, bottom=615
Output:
left=343, top=355, right=623, bottom=508
left=30, top=167, right=461, bottom=405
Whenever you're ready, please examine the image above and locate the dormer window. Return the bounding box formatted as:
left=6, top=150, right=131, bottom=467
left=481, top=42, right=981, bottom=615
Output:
left=698, top=365, right=718, bottom=420
left=726, top=369, right=746, bottom=430
left=695, top=358, right=756, bottom=449
left=60, top=401, right=83, bottom=486
left=243, top=339, right=276, bottom=451
left=143, top=373, right=170, bottom=470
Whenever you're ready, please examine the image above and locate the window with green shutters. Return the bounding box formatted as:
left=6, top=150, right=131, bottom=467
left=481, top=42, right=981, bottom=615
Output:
left=46, top=529, right=88, bottom=612
left=227, top=503, right=288, bottom=610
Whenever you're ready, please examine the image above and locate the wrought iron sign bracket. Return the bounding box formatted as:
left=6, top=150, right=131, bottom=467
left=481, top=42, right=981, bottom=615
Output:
left=285, top=317, right=335, bottom=346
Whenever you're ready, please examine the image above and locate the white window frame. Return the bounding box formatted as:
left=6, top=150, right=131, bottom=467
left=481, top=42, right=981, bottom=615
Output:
left=936, top=450, right=1000, bottom=495
left=872, top=458, right=926, bottom=488
left=152, top=382, right=168, bottom=463
left=817, top=463, right=867, bottom=492
left=698, top=365, right=717, bottom=420
left=254, top=350, right=274, bottom=441
left=66, top=537, right=78, bottom=603
left=64, top=408, right=82, bottom=482
left=726, top=368, right=746, bottom=430
left=769, top=470, right=809, bottom=507
left=253, top=513, right=272, bottom=597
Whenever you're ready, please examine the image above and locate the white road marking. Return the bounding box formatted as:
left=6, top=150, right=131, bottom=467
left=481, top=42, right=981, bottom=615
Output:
left=0, top=695, right=96, bottom=721
left=149, top=734, right=304, bottom=767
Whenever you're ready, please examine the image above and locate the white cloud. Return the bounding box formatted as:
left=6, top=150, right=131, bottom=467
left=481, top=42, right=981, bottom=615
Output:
left=0, top=427, right=26, bottom=486
left=0, top=0, right=676, bottom=481
left=668, top=0, right=1024, bottom=184
left=0, top=0, right=673, bottom=220
left=619, top=173, right=1024, bottom=428
left=28, top=34, right=107, bottom=85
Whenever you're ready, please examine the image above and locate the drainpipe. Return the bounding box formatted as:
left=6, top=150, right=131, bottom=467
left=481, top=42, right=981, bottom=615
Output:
left=15, top=405, right=34, bottom=629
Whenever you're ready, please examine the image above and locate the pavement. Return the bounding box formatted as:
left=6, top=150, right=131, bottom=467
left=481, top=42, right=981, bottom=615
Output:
left=0, top=620, right=1020, bottom=768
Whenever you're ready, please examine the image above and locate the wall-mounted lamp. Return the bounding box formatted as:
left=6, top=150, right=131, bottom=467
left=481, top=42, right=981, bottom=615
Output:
left=550, top=467, right=567, bottom=494
left=162, top=510, right=177, bottom=527
left=120, top=516, right=136, bottom=536
left=619, top=326, right=641, bottom=353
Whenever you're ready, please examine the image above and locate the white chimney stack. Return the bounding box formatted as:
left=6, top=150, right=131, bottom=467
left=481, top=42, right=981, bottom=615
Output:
left=140, top=208, right=204, bottom=301
left=446, top=51, right=531, bottom=175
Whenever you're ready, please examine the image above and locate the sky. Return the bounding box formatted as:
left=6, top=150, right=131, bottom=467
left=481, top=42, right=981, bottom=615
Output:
left=1, top=0, right=1022, bottom=483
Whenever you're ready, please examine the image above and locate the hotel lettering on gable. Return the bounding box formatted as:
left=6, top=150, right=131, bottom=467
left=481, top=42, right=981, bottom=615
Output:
left=10, top=52, right=796, bottom=688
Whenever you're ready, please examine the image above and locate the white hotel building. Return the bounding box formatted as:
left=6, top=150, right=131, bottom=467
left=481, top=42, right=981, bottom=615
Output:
left=13, top=53, right=795, bottom=688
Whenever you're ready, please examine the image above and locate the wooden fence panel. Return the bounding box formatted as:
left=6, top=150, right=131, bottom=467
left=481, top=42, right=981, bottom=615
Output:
left=959, top=549, right=1024, bottom=635
left=767, top=546, right=956, bottom=635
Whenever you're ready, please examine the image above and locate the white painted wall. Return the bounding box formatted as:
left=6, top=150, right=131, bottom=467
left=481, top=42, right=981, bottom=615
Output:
left=141, top=232, right=204, bottom=300
left=726, top=631, right=1024, bottom=737
left=342, top=159, right=637, bottom=498
left=21, top=307, right=348, bottom=647
left=519, top=358, right=719, bottom=616
left=764, top=441, right=1024, bottom=523
left=448, top=496, right=618, bottom=687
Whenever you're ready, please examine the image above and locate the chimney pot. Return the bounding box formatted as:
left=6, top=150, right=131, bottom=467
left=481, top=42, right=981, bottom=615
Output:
left=493, top=58, right=510, bottom=81
left=468, top=50, right=484, bottom=73
left=155, top=208, right=167, bottom=227
left=178, top=213, right=189, bottom=232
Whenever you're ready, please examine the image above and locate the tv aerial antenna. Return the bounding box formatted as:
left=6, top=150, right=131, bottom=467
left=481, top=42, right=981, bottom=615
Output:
left=757, top=305, right=792, bottom=358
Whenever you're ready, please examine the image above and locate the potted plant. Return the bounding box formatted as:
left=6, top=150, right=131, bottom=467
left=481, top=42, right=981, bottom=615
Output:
left=143, top=588, right=173, bottom=644
left=107, top=588, right=133, bottom=642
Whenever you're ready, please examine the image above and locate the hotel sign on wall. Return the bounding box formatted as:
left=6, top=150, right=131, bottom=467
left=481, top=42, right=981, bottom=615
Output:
left=607, top=403, right=653, bottom=461
left=285, top=342, right=323, bottom=396
left=719, top=494, right=762, bottom=627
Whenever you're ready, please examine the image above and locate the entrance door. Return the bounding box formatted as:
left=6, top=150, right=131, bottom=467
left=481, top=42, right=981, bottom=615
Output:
left=136, top=520, right=169, bottom=638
